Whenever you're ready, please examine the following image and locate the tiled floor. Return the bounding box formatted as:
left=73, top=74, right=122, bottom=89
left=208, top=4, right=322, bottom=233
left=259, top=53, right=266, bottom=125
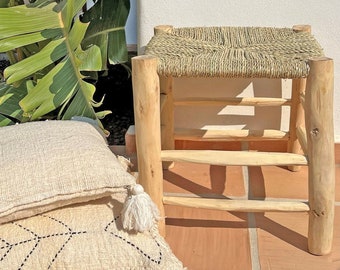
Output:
left=111, top=142, right=340, bottom=270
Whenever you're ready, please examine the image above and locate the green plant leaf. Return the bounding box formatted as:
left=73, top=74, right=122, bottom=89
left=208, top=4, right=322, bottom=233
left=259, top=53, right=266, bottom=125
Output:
left=0, top=81, right=27, bottom=125
left=0, top=1, right=103, bottom=122
left=0, top=3, right=61, bottom=39
left=76, top=44, right=102, bottom=71
left=81, top=0, right=130, bottom=68
left=0, top=0, right=129, bottom=127
left=0, top=29, right=62, bottom=52
left=0, top=0, right=10, bottom=8
left=4, top=38, right=66, bottom=83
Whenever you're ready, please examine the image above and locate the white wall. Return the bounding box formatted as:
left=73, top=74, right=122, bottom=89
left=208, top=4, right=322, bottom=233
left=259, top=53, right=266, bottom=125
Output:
left=136, top=0, right=340, bottom=142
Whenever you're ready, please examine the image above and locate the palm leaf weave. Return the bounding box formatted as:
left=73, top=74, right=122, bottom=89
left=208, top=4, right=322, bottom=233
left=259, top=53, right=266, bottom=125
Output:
left=145, top=26, right=324, bottom=78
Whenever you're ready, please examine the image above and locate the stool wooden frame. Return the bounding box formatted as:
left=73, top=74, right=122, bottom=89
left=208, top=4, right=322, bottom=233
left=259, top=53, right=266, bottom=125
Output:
left=131, top=25, right=335, bottom=256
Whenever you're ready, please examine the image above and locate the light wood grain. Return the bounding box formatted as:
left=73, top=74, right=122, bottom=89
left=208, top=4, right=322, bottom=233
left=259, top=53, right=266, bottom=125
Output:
left=155, top=25, right=175, bottom=163
left=305, top=57, right=335, bottom=255
left=286, top=25, right=311, bottom=172
left=131, top=55, right=165, bottom=235
left=164, top=196, right=310, bottom=212
left=296, top=126, right=308, bottom=155
left=174, top=97, right=291, bottom=106
left=161, top=150, right=308, bottom=166
left=174, top=128, right=289, bottom=141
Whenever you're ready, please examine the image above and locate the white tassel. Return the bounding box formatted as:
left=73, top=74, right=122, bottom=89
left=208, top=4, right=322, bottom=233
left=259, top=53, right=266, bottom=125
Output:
left=121, top=184, right=160, bottom=232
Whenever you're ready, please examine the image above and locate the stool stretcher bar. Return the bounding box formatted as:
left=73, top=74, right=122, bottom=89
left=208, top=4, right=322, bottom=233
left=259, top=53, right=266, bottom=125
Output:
left=174, top=128, right=289, bottom=141
left=163, top=196, right=310, bottom=212
left=161, top=150, right=308, bottom=166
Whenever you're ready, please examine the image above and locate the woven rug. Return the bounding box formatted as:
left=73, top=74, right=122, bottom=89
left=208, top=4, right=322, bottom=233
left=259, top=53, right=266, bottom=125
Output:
left=145, top=26, right=324, bottom=78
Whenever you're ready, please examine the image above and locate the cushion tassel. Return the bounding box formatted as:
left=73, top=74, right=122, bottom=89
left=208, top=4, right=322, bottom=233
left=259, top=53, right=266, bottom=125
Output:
left=121, top=184, right=160, bottom=232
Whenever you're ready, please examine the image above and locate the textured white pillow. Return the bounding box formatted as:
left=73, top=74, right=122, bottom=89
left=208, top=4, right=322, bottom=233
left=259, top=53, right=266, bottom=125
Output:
left=0, top=120, right=136, bottom=224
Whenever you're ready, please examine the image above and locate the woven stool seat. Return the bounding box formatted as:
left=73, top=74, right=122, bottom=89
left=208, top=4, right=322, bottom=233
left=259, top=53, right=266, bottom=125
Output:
left=145, top=26, right=324, bottom=78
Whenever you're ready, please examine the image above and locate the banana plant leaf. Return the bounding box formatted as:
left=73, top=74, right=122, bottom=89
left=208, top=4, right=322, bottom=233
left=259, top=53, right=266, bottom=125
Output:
left=0, top=81, right=27, bottom=126
left=81, top=0, right=130, bottom=68
left=0, top=0, right=129, bottom=127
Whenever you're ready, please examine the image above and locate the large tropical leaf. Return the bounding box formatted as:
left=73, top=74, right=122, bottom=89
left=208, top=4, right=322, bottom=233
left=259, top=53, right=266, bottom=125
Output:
left=0, top=81, right=28, bottom=126
left=0, top=3, right=61, bottom=42
left=0, top=0, right=118, bottom=126
left=81, top=0, right=130, bottom=68
left=19, top=17, right=104, bottom=121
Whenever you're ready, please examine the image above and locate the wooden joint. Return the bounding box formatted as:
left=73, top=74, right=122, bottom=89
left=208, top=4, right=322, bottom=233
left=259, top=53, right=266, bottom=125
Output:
left=154, top=25, right=174, bottom=35
left=293, top=25, right=311, bottom=33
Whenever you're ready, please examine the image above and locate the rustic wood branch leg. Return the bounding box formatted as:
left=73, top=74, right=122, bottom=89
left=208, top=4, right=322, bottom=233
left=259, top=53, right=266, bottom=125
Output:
left=160, top=75, right=175, bottom=169
left=287, top=77, right=306, bottom=171
left=287, top=25, right=311, bottom=172
left=305, top=57, right=335, bottom=255
left=132, top=55, right=165, bottom=236
left=154, top=25, right=176, bottom=169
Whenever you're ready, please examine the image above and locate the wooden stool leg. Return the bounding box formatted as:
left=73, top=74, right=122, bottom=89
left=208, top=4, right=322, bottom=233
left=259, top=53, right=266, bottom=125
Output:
left=160, top=75, right=175, bottom=169
left=287, top=25, right=311, bottom=172
left=154, top=25, right=176, bottom=169
left=305, top=57, right=335, bottom=255
left=132, top=55, right=166, bottom=236
left=287, top=77, right=306, bottom=171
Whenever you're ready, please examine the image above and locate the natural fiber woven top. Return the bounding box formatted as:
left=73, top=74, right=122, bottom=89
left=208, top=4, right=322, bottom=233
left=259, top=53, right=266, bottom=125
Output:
left=145, top=26, right=324, bottom=78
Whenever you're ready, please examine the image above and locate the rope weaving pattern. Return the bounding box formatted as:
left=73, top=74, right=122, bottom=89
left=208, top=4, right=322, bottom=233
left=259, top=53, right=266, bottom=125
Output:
left=145, top=26, right=324, bottom=78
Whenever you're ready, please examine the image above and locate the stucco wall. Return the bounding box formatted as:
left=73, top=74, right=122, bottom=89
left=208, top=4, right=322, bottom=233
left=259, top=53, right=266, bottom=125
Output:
left=136, top=0, right=340, bottom=141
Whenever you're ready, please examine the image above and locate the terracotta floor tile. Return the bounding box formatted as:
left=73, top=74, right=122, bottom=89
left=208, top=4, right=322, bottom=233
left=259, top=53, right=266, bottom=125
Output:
left=165, top=205, right=251, bottom=270
left=336, top=165, right=340, bottom=202
left=335, top=144, right=340, bottom=164
left=249, top=166, right=309, bottom=200
left=256, top=207, right=340, bottom=270
left=163, top=162, right=245, bottom=197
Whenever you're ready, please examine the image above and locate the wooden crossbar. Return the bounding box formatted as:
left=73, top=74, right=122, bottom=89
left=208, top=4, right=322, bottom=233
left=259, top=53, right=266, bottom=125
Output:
left=174, top=128, right=289, bottom=141
left=161, top=150, right=308, bottom=166
left=174, top=97, right=291, bottom=107
left=163, top=196, right=310, bottom=212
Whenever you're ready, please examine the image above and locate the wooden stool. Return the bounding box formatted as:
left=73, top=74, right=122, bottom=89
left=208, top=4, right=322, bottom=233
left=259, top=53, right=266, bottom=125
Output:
left=132, top=25, right=335, bottom=255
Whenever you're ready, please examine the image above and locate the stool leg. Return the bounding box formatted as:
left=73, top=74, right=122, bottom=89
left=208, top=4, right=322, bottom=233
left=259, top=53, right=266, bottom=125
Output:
left=132, top=55, right=166, bottom=236
left=305, top=57, right=335, bottom=255
left=154, top=25, right=175, bottom=169
left=160, top=75, right=175, bottom=169
left=287, top=77, right=306, bottom=171
left=288, top=25, right=311, bottom=172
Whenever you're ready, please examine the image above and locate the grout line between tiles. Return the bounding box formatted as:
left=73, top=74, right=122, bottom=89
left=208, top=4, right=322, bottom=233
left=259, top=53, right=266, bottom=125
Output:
left=243, top=164, right=261, bottom=270
left=242, top=142, right=261, bottom=270
left=248, top=213, right=261, bottom=270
